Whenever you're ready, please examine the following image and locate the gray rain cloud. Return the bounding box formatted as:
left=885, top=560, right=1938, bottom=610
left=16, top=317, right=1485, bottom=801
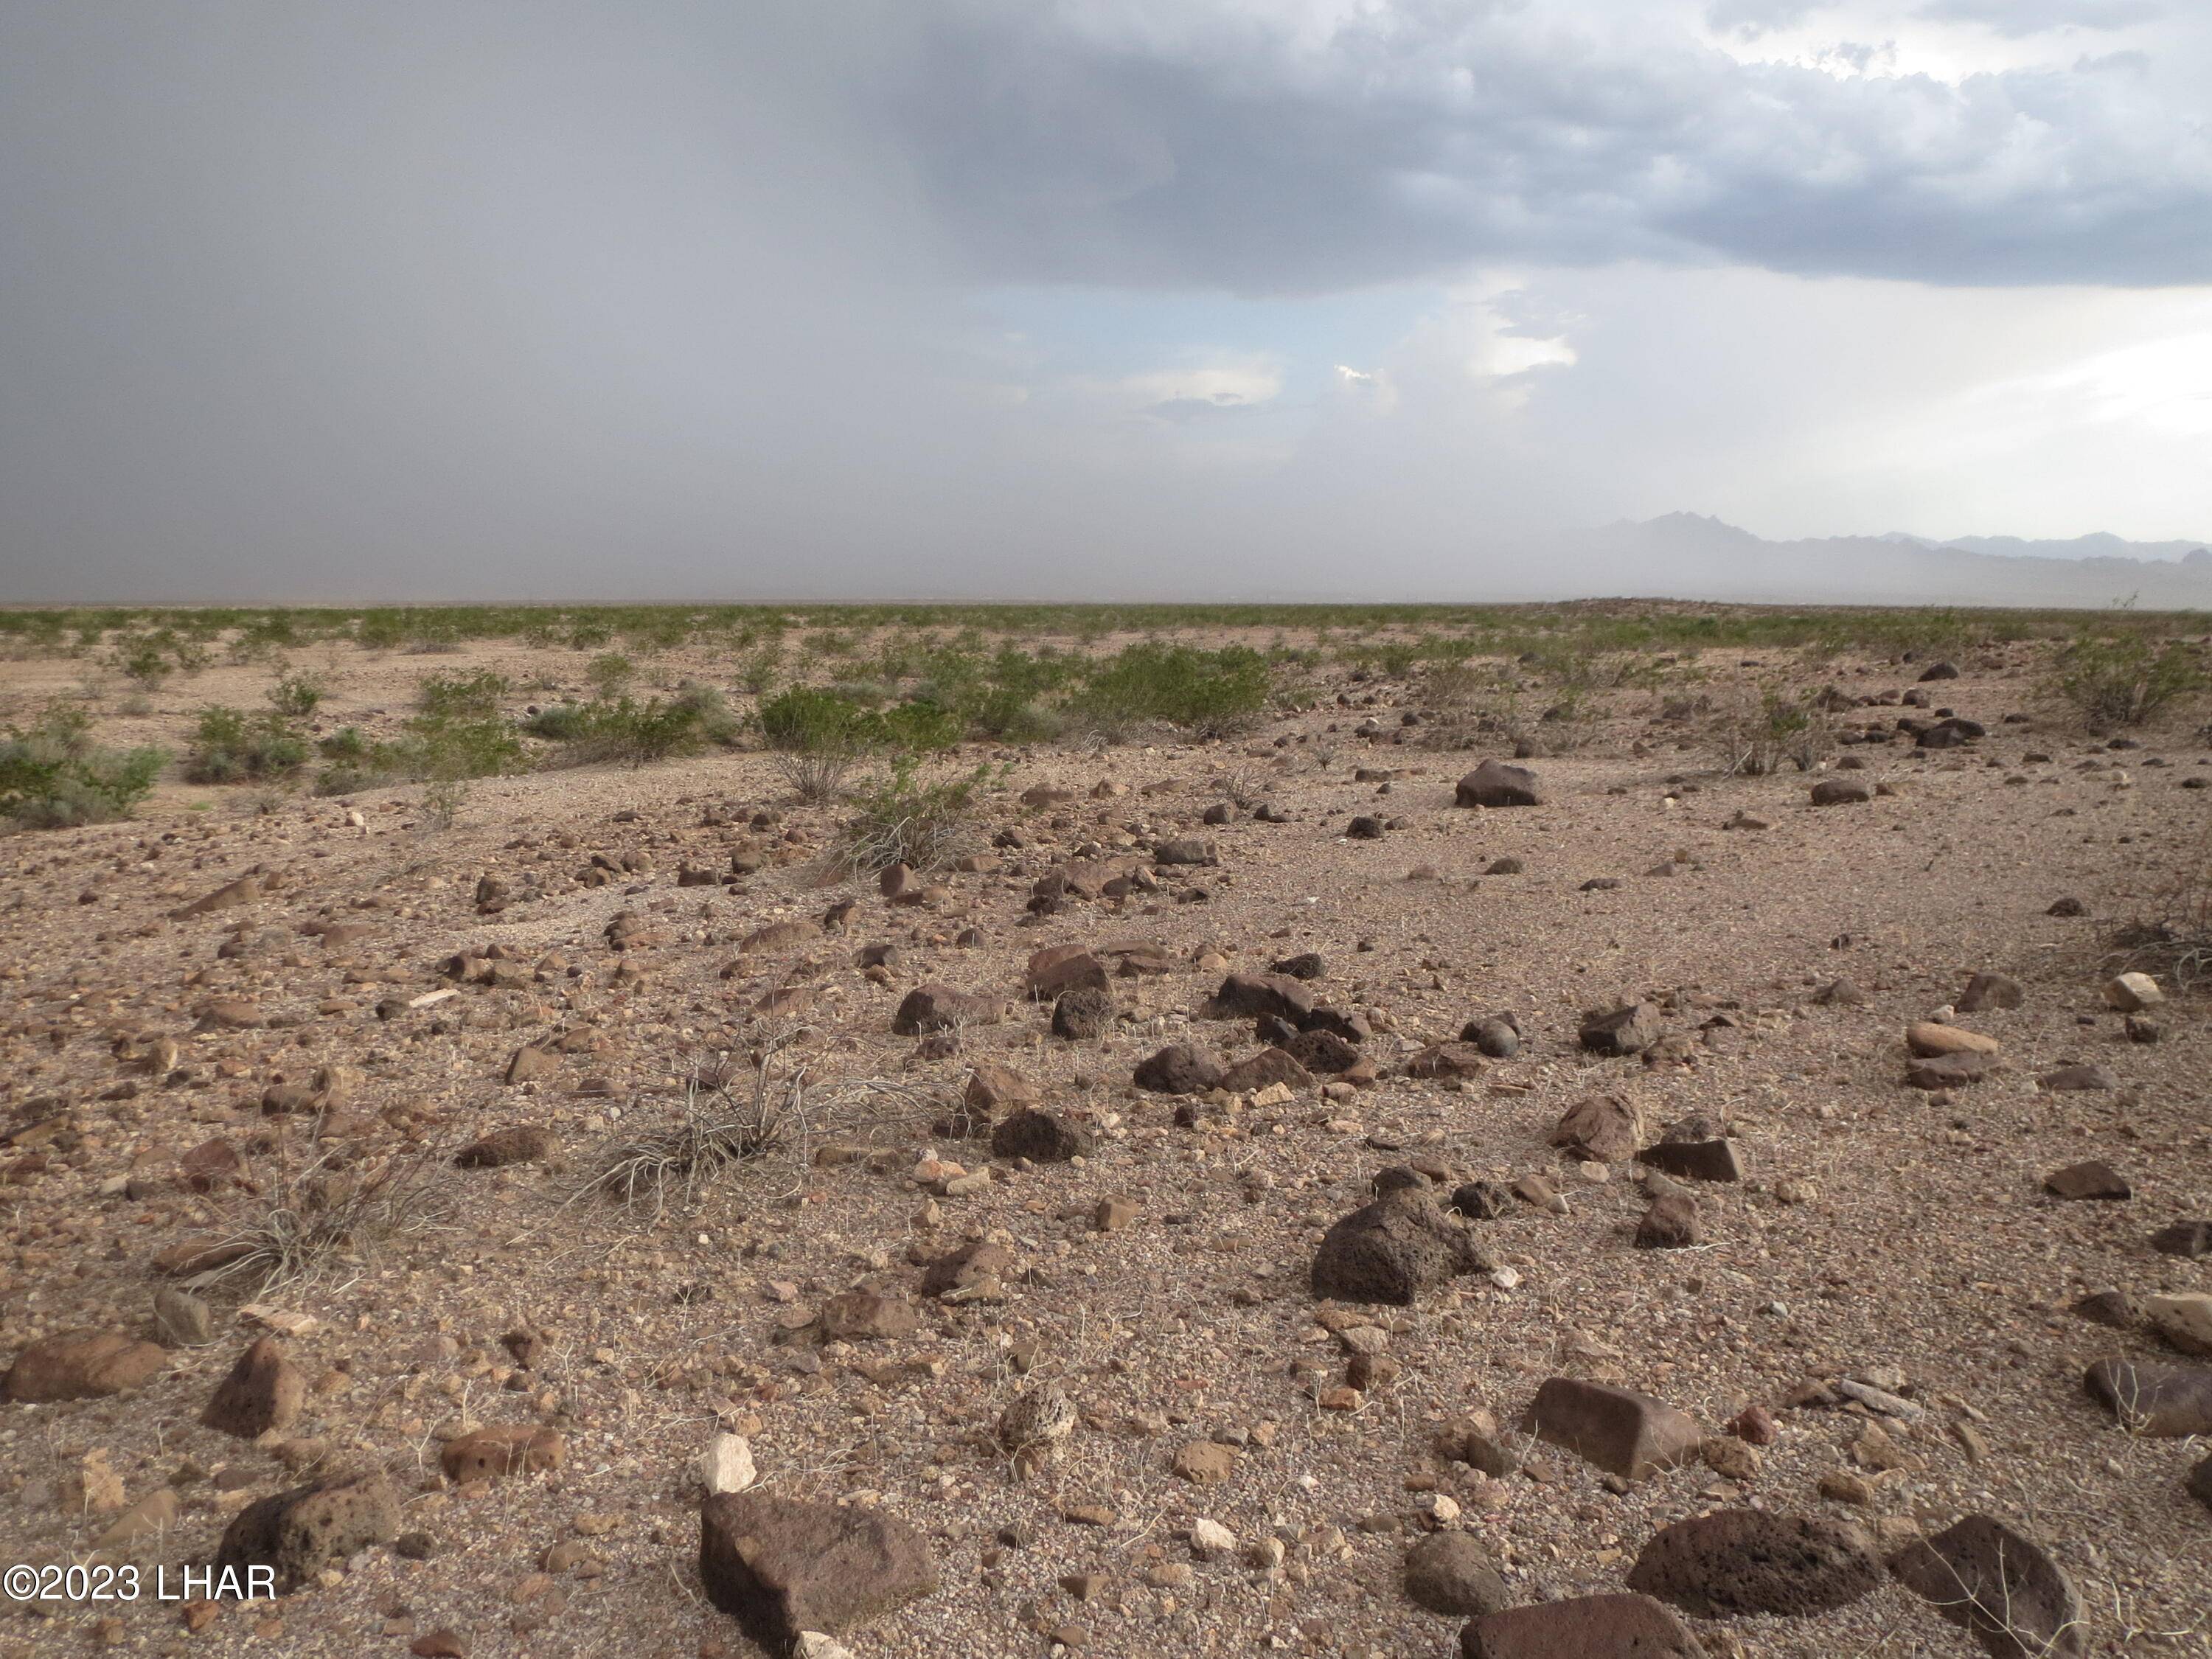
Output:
left=1, top=0, right=2207, bottom=599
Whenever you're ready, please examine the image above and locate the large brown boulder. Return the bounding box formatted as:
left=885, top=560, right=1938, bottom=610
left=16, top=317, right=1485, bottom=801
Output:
left=1627, top=1509, right=1884, bottom=1618
left=1460, top=1593, right=1702, bottom=1658
left=1551, top=1093, right=1645, bottom=1162
left=1524, top=1377, right=1701, bottom=1481
left=1455, top=760, right=1542, bottom=808
left=1888, top=1514, right=2085, bottom=1659
left=699, top=1491, right=937, bottom=1649
left=201, top=1338, right=305, bottom=1439
left=891, top=984, right=1007, bottom=1035
left=4, top=1332, right=168, bottom=1402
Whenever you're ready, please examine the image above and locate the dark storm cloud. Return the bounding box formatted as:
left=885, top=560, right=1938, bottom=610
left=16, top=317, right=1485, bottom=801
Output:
left=878, top=1, right=2211, bottom=291
left=0, top=0, right=2205, bottom=599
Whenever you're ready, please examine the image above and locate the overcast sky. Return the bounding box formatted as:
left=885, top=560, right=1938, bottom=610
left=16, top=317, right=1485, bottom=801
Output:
left=2, top=0, right=2208, bottom=599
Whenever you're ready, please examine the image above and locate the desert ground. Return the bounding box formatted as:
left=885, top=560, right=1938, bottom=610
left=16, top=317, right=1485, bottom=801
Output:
left=0, top=605, right=2208, bottom=1659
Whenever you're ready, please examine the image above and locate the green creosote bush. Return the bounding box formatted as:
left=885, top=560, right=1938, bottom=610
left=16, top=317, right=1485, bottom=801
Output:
left=1072, top=643, right=1272, bottom=738
left=1, top=706, right=165, bottom=830
left=525, top=683, right=741, bottom=770
left=586, top=653, right=636, bottom=697
left=758, top=687, right=961, bottom=755
left=268, top=673, right=324, bottom=719
left=2055, top=636, right=2203, bottom=731
left=415, top=669, right=509, bottom=720
left=311, top=708, right=521, bottom=796
left=183, top=706, right=308, bottom=785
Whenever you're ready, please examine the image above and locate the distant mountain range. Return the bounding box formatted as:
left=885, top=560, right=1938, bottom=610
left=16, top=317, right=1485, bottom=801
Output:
left=1532, top=514, right=2212, bottom=609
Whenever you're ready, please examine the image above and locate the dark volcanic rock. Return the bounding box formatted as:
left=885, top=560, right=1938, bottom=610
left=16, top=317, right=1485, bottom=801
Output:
left=1579, top=1004, right=1660, bottom=1057
left=699, top=1490, right=937, bottom=1649
left=990, top=1108, right=1093, bottom=1163
left=1133, top=1044, right=1222, bottom=1096
left=1459, top=1593, right=1701, bottom=1658
left=1454, top=759, right=1542, bottom=808
left=1627, top=1509, right=1883, bottom=1618
left=1311, top=1169, right=1491, bottom=1306
left=1888, top=1514, right=2084, bottom=1659
left=217, top=1473, right=399, bottom=1590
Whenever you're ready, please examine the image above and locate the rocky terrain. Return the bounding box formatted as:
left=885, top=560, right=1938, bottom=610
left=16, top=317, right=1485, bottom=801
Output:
left=1, top=619, right=2209, bottom=1659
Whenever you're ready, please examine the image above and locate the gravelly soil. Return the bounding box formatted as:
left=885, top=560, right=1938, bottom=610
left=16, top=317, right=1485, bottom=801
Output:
left=1, top=634, right=2208, bottom=1659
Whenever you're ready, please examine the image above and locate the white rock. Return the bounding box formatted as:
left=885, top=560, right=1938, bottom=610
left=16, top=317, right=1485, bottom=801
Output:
left=2145, top=1293, right=2212, bottom=1357
left=794, top=1635, right=853, bottom=1659
left=2103, top=972, right=2163, bottom=1012
left=695, top=1433, right=756, bottom=1495
left=1190, top=1517, right=1237, bottom=1559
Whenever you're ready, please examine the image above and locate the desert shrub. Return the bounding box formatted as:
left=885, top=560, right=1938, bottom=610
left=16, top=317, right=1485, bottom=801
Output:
left=528, top=683, right=738, bottom=770
left=183, top=706, right=308, bottom=784
left=760, top=686, right=873, bottom=752
left=833, top=757, right=987, bottom=874
left=2055, top=637, right=2202, bottom=731
left=1714, top=688, right=1834, bottom=776
left=587, top=652, right=636, bottom=697
left=737, top=648, right=782, bottom=695
left=187, top=1137, right=454, bottom=1294
left=310, top=707, right=519, bottom=796
left=399, top=712, right=522, bottom=782
left=420, top=778, right=468, bottom=830
left=355, top=610, right=408, bottom=650
left=1074, top=643, right=1271, bottom=737
left=268, top=673, right=323, bottom=718
left=416, top=669, right=508, bottom=720
left=0, top=708, right=164, bottom=830
left=114, top=639, right=170, bottom=689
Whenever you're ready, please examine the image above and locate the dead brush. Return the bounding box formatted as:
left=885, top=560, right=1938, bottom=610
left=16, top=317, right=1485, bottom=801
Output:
left=189, top=1130, right=456, bottom=1295
left=576, top=1037, right=935, bottom=1216
left=2103, top=823, right=2212, bottom=990
left=1712, top=685, right=1834, bottom=776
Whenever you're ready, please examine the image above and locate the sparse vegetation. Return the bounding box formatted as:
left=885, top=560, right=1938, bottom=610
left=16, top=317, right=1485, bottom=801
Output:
left=834, top=757, right=989, bottom=875
left=189, top=1136, right=456, bottom=1294
left=0, top=706, right=165, bottom=830
left=1073, top=642, right=1271, bottom=737
left=1714, top=686, right=1835, bottom=776
left=268, top=672, right=324, bottom=719
left=183, top=705, right=309, bottom=784
left=2053, top=636, right=2203, bottom=731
